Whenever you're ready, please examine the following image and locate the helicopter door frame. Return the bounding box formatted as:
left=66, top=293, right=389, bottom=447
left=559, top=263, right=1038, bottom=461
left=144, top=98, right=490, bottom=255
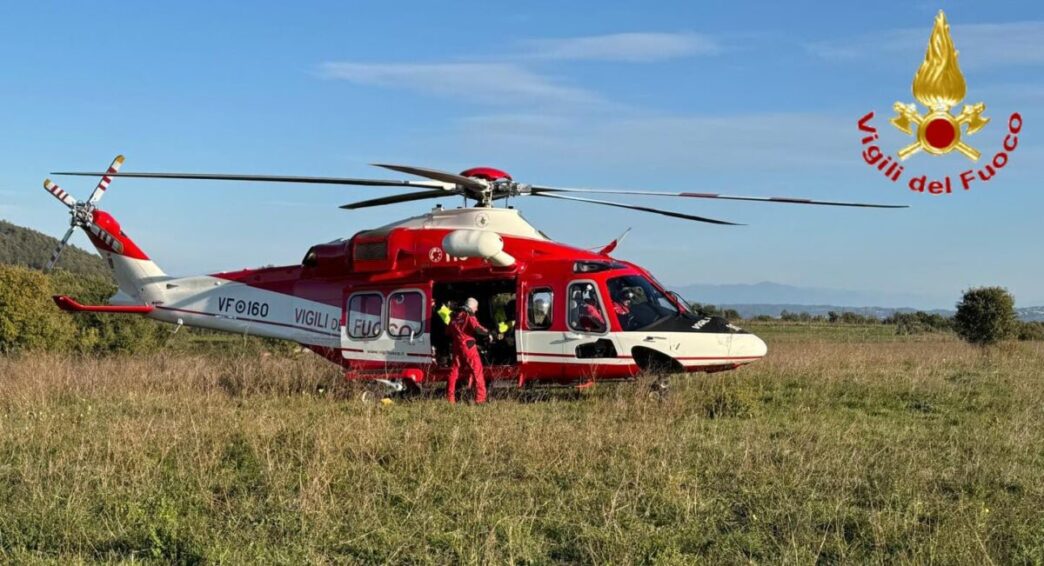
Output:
left=384, top=286, right=432, bottom=362
left=341, top=285, right=433, bottom=367
left=517, top=282, right=554, bottom=367
left=561, top=278, right=630, bottom=379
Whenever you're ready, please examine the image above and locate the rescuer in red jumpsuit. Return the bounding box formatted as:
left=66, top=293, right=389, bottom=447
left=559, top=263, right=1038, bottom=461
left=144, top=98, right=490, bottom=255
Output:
left=446, top=297, right=493, bottom=404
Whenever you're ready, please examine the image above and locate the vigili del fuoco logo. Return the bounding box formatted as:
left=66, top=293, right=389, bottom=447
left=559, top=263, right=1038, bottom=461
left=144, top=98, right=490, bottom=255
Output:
left=857, top=11, right=1022, bottom=195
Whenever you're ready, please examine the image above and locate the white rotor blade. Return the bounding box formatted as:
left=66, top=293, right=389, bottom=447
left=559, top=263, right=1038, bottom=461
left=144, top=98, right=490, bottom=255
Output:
left=534, top=192, right=741, bottom=226
left=371, top=163, right=487, bottom=191
left=45, top=227, right=76, bottom=271
left=87, top=154, right=125, bottom=205
left=43, top=179, right=77, bottom=208
left=51, top=170, right=449, bottom=189
left=531, top=186, right=908, bottom=209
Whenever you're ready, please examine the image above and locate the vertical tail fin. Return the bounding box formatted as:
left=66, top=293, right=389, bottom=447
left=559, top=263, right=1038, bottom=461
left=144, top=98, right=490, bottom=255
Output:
left=85, top=210, right=168, bottom=304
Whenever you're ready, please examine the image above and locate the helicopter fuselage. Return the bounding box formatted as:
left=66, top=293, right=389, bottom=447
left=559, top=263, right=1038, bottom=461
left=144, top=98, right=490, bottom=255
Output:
left=71, top=207, right=766, bottom=389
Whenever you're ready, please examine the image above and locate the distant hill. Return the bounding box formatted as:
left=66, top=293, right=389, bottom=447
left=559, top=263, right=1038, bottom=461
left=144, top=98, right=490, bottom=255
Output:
left=0, top=219, right=111, bottom=279
left=715, top=304, right=1044, bottom=322
left=675, top=281, right=1044, bottom=322
left=675, top=281, right=947, bottom=310
left=718, top=304, right=950, bottom=320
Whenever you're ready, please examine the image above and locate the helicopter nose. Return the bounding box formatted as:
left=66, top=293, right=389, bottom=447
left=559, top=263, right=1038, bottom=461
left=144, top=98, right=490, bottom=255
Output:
left=732, top=332, right=768, bottom=359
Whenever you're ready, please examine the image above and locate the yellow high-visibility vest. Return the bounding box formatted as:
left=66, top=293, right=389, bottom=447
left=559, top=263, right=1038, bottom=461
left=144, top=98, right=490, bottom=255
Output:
left=437, top=304, right=452, bottom=325
left=494, top=306, right=515, bottom=334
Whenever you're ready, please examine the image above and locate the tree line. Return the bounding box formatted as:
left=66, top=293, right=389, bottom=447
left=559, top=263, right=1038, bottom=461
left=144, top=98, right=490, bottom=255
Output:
left=2, top=258, right=1039, bottom=353
left=695, top=287, right=1043, bottom=344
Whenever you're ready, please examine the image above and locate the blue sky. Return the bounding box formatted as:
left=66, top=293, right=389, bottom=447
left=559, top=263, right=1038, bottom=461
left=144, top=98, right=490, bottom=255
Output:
left=2, top=1, right=1042, bottom=308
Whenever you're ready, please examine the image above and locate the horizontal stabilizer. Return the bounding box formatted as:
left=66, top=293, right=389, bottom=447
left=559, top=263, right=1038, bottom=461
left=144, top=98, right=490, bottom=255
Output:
left=52, top=295, right=154, bottom=314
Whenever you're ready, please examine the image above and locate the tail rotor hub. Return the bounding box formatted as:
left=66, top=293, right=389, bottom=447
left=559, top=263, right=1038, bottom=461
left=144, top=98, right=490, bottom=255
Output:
left=41, top=155, right=125, bottom=270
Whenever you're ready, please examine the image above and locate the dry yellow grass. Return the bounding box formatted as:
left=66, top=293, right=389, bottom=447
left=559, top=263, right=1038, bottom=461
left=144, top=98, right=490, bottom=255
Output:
left=1, top=335, right=1042, bottom=563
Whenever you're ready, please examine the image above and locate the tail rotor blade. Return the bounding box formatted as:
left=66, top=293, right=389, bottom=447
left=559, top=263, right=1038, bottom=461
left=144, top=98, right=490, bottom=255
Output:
left=87, top=154, right=125, bottom=205
left=43, top=179, right=77, bottom=208
left=45, top=227, right=76, bottom=271
left=533, top=193, right=741, bottom=226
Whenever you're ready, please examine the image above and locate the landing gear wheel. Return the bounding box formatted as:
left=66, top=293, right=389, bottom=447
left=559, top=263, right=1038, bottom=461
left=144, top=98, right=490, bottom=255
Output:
left=649, top=375, right=671, bottom=400
left=633, top=348, right=682, bottom=401
left=358, top=379, right=406, bottom=404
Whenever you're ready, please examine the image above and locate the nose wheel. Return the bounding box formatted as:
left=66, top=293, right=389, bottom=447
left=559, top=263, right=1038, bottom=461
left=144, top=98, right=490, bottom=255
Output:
left=649, top=375, right=671, bottom=400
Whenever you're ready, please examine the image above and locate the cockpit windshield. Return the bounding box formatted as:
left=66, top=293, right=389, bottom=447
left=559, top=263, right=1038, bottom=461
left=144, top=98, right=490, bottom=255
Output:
left=606, top=275, right=679, bottom=331
left=669, top=291, right=695, bottom=315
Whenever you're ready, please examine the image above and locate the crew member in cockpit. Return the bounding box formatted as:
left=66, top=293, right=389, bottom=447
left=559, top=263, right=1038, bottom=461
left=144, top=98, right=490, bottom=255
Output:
left=612, top=288, right=635, bottom=330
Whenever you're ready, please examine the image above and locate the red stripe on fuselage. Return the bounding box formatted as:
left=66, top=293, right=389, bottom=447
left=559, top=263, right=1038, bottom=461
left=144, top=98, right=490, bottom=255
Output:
left=209, top=265, right=340, bottom=304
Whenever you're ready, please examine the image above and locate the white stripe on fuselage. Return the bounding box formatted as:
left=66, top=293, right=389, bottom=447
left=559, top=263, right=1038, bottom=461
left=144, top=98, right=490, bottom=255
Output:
left=146, top=275, right=342, bottom=348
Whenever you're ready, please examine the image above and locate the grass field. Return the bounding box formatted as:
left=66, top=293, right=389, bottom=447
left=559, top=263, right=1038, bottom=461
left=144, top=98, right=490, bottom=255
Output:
left=1, top=325, right=1043, bottom=564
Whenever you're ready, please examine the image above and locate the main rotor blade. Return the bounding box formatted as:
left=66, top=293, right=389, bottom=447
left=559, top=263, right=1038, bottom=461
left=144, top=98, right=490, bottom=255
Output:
left=340, top=188, right=460, bottom=210
left=534, top=193, right=741, bottom=226
left=86, top=154, right=125, bottom=205
left=371, top=163, right=487, bottom=191
left=51, top=171, right=449, bottom=189
left=531, top=186, right=908, bottom=209
left=45, top=227, right=76, bottom=271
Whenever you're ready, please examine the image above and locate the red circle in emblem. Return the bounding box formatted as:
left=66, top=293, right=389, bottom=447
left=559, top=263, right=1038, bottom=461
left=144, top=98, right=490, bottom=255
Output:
left=924, top=118, right=957, bottom=149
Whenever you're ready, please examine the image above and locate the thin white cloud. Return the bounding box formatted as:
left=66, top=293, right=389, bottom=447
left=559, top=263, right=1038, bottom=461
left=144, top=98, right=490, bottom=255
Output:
left=450, top=111, right=860, bottom=173
left=523, top=32, right=720, bottom=62
left=318, top=62, right=600, bottom=106
left=808, top=21, right=1044, bottom=68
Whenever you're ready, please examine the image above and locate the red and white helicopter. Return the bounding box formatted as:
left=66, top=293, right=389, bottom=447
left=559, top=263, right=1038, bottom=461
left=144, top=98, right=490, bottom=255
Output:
left=43, top=156, right=905, bottom=395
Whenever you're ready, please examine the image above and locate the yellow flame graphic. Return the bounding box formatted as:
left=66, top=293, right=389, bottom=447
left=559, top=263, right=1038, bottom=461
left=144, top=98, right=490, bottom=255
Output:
left=912, top=11, right=966, bottom=110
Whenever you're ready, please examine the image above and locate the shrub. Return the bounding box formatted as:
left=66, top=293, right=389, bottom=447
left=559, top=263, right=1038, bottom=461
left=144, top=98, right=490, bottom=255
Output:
left=0, top=265, right=163, bottom=354
left=1017, top=321, right=1044, bottom=341
left=49, top=270, right=164, bottom=354
left=953, top=287, right=1017, bottom=345
left=0, top=265, right=76, bottom=352
left=889, top=311, right=953, bottom=335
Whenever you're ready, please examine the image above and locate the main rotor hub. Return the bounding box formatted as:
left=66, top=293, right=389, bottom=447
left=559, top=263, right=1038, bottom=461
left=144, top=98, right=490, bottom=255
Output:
left=459, top=167, right=512, bottom=182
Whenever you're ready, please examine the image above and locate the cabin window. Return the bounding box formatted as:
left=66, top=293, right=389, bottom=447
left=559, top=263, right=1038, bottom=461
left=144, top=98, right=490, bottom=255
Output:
left=388, top=290, right=424, bottom=340
left=527, top=288, right=553, bottom=330
left=347, top=293, right=383, bottom=339
left=567, top=282, right=607, bottom=333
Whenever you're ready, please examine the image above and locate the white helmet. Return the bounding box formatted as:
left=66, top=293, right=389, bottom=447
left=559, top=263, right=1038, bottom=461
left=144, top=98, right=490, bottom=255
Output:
left=466, top=297, right=479, bottom=312
left=534, top=298, right=549, bottom=316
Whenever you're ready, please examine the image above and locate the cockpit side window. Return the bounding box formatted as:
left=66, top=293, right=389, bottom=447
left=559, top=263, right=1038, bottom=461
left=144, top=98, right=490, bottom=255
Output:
left=567, top=282, right=607, bottom=333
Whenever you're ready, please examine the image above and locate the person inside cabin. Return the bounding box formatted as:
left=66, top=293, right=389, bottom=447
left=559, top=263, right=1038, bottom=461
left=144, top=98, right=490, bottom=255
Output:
left=612, top=288, right=636, bottom=330
left=494, top=299, right=517, bottom=338
left=436, top=300, right=455, bottom=326
left=431, top=299, right=457, bottom=366
left=532, top=298, right=550, bottom=328
left=446, top=297, right=493, bottom=404
left=574, top=284, right=607, bottom=333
